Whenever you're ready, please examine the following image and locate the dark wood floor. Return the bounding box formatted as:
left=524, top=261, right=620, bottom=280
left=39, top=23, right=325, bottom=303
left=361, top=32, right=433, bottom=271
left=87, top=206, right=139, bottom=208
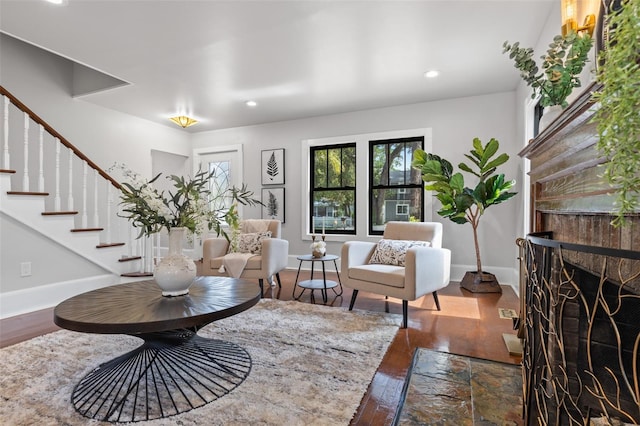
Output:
left=0, top=269, right=522, bottom=425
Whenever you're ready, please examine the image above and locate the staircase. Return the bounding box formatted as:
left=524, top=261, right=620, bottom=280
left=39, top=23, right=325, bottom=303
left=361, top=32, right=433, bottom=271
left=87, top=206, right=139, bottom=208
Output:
left=0, top=86, right=155, bottom=318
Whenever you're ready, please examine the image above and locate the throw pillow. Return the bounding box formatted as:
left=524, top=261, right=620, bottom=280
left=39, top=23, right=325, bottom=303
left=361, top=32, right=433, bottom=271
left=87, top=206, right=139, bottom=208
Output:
left=368, top=239, right=431, bottom=266
left=236, top=231, right=272, bottom=255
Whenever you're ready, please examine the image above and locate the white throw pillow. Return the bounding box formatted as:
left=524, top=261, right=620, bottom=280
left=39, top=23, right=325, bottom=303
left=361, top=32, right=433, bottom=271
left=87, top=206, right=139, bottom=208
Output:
left=237, top=231, right=272, bottom=255
left=368, top=239, right=431, bottom=266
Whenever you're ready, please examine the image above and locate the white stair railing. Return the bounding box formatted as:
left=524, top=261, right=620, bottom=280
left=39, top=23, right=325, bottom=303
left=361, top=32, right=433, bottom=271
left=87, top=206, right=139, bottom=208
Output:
left=0, top=87, right=156, bottom=277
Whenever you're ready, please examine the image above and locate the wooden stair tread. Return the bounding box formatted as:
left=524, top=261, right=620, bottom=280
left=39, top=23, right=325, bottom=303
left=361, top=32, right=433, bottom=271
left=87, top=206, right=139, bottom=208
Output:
left=96, top=242, right=126, bottom=249
left=121, top=272, right=153, bottom=277
left=7, top=191, right=49, bottom=196
left=118, top=256, right=142, bottom=262
left=42, top=211, right=78, bottom=216
left=0, top=169, right=16, bottom=174
left=70, top=228, right=104, bottom=232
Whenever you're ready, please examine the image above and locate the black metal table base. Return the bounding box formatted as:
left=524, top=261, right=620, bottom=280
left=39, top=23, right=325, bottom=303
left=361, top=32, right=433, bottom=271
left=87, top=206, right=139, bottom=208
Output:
left=72, top=330, right=252, bottom=423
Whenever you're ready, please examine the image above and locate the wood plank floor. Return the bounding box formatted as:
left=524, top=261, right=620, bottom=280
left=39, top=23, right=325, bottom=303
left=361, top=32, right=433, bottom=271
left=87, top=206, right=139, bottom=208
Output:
left=0, top=269, right=522, bottom=425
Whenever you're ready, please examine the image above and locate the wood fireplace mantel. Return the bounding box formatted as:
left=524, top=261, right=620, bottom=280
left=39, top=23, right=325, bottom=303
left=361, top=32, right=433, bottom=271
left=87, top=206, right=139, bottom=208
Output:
left=519, top=81, right=638, bottom=251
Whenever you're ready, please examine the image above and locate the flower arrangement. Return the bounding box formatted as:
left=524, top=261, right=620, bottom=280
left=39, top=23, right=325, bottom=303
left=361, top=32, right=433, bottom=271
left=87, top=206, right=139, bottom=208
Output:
left=111, top=163, right=260, bottom=239
left=503, top=31, right=593, bottom=108
left=310, top=235, right=327, bottom=257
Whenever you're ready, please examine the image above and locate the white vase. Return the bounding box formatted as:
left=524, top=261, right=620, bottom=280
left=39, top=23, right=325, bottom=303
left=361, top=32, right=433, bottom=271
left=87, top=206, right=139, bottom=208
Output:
left=154, top=227, right=197, bottom=296
left=539, top=105, right=564, bottom=131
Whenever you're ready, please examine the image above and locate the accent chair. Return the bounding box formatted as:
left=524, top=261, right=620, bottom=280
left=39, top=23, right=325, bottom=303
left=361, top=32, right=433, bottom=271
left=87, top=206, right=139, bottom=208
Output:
left=341, top=221, right=451, bottom=328
left=201, top=219, right=289, bottom=296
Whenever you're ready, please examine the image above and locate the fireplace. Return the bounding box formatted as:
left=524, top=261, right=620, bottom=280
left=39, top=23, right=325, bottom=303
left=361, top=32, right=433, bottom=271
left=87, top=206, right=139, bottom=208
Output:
left=519, top=234, right=640, bottom=424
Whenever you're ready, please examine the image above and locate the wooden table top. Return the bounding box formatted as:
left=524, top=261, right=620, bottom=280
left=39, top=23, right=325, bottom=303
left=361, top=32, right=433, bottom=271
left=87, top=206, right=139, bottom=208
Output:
left=54, top=276, right=261, bottom=335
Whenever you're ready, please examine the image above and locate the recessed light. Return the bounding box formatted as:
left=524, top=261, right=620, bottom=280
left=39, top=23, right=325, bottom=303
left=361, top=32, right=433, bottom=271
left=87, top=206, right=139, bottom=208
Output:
left=424, top=70, right=439, bottom=78
left=45, top=0, right=66, bottom=4
left=246, top=100, right=258, bottom=107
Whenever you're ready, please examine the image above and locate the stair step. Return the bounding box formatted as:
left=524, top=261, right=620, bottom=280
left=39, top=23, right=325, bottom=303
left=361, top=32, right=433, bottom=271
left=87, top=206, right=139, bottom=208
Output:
left=0, top=169, right=16, bottom=174
left=118, top=256, right=142, bottom=262
left=42, top=211, right=79, bottom=216
left=96, top=242, right=126, bottom=249
left=71, top=228, right=104, bottom=232
left=7, top=191, right=49, bottom=196
left=121, top=272, right=153, bottom=277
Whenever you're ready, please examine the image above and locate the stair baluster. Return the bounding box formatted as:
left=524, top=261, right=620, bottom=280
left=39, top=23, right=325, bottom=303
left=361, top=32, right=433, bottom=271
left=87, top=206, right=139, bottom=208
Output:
left=54, top=138, right=61, bottom=211
left=3, top=96, right=9, bottom=169
left=38, top=125, right=44, bottom=192
left=22, top=112, right=29, bottom=191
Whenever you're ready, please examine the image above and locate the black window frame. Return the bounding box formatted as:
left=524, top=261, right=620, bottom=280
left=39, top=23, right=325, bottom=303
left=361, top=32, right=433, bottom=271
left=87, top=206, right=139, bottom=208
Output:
left=309, top=142, right=357, bottom=235
left=368, top=136, right=424, bottom=235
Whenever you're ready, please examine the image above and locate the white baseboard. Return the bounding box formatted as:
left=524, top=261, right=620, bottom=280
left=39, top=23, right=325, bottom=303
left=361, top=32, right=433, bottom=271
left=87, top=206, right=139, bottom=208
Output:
left=0, top=274, right=120, bottom=319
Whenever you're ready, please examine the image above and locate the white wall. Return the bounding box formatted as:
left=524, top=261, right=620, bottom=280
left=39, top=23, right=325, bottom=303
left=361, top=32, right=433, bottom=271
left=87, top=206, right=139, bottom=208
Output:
left=0, top=34, right=190, bottom=178
left=192, top=91, right=521, bottom=285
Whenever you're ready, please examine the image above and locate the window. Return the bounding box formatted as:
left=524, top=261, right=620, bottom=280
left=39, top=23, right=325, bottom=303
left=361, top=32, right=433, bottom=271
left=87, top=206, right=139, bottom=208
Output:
left=396, top=203, right=409, bottom=216
left=369, top=137, right=424, bottom=235
left=310, top=143, right=356, bottom=234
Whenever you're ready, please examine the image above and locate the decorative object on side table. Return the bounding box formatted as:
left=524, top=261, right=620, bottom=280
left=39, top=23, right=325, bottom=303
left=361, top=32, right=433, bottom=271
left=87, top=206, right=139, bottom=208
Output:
left=502, top=30, right=594, bottom=130
left=412, top=137, right=517, bottom=293
left=311, top=235, right=327, bottom=258
left=112, top=164, right=261, bottom=296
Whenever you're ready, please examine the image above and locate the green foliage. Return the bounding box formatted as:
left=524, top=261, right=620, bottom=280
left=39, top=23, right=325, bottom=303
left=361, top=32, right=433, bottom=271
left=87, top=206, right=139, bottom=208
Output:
left=503, top=31, right=594, bottom=107
left=412, top=138, right=517, bottom=272
left=117, top=166, right=261, bottom=239
left=593, top=0, right=640, bottom=226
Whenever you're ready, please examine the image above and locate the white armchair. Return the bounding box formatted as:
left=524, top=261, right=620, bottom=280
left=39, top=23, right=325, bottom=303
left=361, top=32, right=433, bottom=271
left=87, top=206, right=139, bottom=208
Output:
left=201, top=219, right=289, bottom=296
left=341, top=221, right=451, bottom=328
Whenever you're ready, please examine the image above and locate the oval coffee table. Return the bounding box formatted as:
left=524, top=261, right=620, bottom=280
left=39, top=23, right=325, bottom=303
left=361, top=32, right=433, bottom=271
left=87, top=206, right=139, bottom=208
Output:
left=54, top=276, right=260, bottom=423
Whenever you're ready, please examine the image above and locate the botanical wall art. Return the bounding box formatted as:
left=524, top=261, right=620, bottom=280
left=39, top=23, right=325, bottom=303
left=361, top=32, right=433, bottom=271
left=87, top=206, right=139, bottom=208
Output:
left=261, top=149, right=285, bottom=185
left=262, top=187, right=285, bottom=223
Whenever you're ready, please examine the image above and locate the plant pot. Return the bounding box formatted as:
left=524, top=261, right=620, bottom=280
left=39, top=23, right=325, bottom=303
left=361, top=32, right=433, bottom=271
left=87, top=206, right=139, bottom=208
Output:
left=153, top=227, right=197, bottom=296
left=539, top=105, right=564, bottom=132
left=460, top=271, right=502, bottom=293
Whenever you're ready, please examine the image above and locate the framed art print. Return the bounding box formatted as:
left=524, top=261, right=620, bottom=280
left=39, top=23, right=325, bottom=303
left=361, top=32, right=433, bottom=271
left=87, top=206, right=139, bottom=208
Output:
left=262, top=187, right=285, bottom=223
left=261, top=149, right=285, bottom=185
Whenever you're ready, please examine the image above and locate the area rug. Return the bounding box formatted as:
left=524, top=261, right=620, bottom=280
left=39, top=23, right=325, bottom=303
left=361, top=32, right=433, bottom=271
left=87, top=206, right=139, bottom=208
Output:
left=393, top=348, right=523, bottom=425
left=0, top=299, right=400, bottom=425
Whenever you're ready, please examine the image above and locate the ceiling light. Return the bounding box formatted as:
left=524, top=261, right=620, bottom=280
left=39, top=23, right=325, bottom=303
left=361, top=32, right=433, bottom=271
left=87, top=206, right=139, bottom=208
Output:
left=45, top=0, right=66, bottom=4
left=246, top=100, right=258, bottom=107
left=424, top=70, right=439, bottom=78
left=169, top=116, right=198, bottom=128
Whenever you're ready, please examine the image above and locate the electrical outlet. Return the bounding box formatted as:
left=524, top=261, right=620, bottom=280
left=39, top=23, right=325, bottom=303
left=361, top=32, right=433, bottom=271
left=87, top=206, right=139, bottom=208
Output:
left=20, top=262, right=32, bottom=277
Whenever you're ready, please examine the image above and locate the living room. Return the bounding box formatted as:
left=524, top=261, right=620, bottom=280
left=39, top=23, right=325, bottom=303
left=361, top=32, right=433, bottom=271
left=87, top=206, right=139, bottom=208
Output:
left=1, top=1, right=638, bottom=425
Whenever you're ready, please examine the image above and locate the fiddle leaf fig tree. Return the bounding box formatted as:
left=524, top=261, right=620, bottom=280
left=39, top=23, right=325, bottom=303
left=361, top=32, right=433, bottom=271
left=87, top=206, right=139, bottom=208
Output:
left=412, top=138, right=517, bottom=274
left=592, top=0, right=640, bottom=226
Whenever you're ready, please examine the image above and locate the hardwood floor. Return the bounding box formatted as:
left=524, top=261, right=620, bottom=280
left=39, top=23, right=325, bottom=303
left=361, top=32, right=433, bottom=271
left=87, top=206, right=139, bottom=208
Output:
left=0, top=269, right=522, bottom=425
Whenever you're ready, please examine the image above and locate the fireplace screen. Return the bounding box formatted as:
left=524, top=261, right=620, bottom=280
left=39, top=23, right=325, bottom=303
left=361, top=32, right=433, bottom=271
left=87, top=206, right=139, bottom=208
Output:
left=518, top=233, right=640, bottom=425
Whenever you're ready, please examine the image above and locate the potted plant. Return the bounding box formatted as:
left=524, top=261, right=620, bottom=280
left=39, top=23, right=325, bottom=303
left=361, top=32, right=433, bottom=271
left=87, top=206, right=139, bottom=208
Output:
left=412, top=137, right=517, bottom=293
left=592, top=0, right=640, bottom=226
left=503, top=30, right=594, bottom=127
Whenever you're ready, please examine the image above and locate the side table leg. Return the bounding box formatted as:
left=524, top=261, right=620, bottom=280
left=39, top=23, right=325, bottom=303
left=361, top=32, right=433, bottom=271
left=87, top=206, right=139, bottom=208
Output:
left=292, top=260, right=305, bottom=300
left=333, top=259, right=343, bottom=296
left=321, top=261, right=328, bottom=303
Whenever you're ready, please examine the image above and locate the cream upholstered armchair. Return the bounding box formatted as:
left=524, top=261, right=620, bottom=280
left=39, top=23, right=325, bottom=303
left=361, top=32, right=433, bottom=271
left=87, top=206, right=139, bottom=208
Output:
left=201, top=219, right=289, bottom=295
left=341, top=221, right=451, bottom=328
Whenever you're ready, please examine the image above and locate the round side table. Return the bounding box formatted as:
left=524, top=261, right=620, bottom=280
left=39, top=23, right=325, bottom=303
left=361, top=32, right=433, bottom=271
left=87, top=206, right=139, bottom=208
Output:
left=293, top=254, right=343, bottom=304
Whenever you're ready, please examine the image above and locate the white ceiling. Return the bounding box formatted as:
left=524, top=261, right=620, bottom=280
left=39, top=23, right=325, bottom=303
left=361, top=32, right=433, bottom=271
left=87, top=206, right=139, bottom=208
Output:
left=0, top=0, right=555, bottom=133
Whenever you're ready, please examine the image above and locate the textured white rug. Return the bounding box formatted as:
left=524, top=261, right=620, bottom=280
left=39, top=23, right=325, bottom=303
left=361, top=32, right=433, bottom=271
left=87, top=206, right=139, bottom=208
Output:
left=0, top=299, right=400, bottom=425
